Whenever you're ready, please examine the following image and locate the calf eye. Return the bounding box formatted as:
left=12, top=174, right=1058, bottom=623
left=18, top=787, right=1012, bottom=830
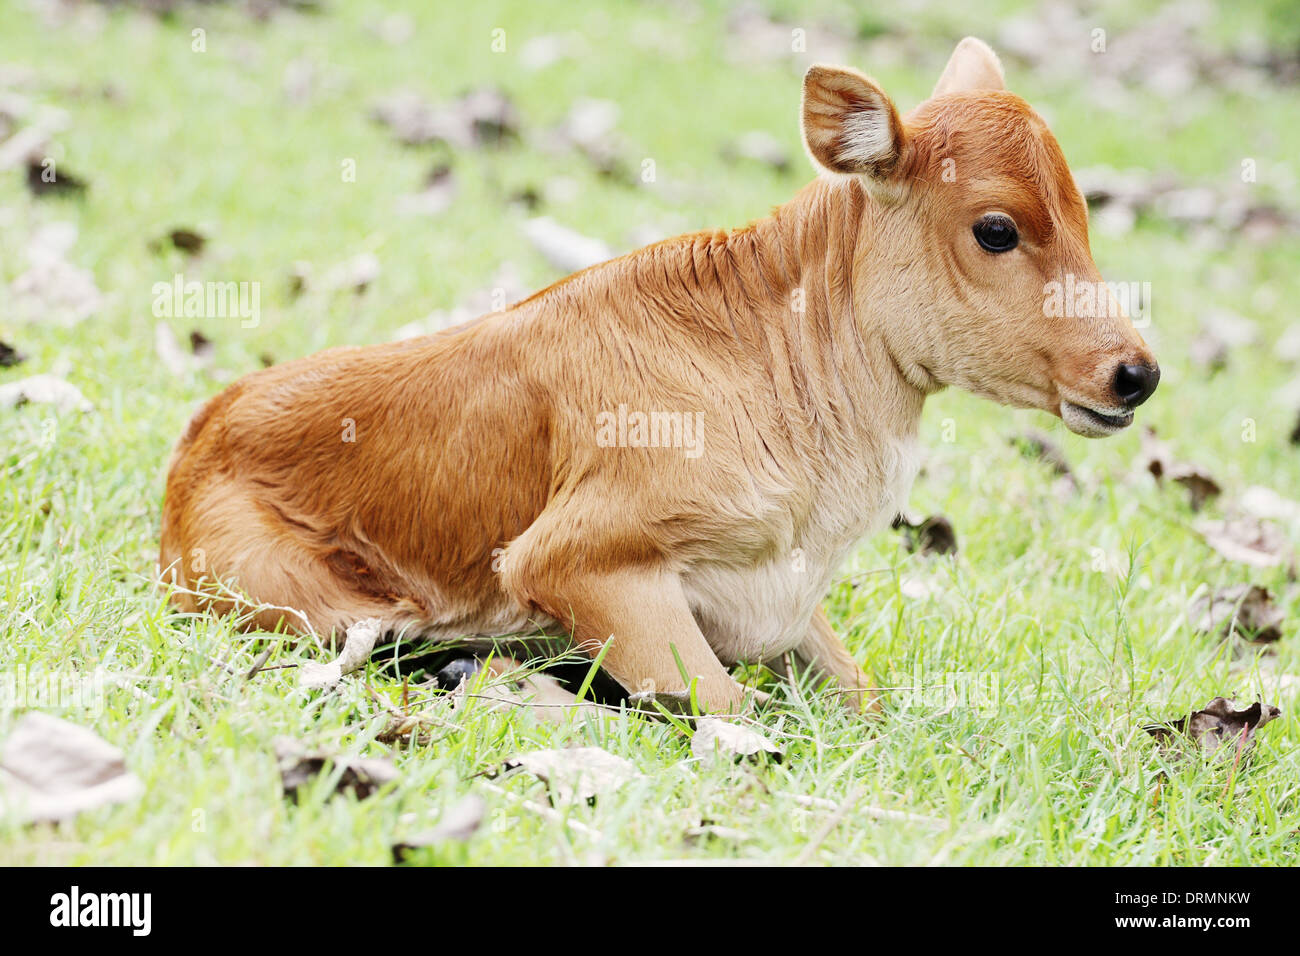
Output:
left=973, top=214, right=1018, bottom=253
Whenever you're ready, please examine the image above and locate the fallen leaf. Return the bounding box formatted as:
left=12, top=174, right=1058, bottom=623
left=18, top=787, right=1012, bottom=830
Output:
left=1188, top=330, right=1228, bottom=371
left=1010, top=430, right=1072, bottom=476
left=368, top=90, right=447, bottom=145
left=299, top=617, right=382, bottom=690
left=0, top=713, right=142, bottom=823
left=690, top=717, right=782, bottom=763
left=473, top=671, right=615, bottom=725
left=0, top=341, right=26, bottom=367
left=1196, top=516, right=1292, bottom=569
left=1009, top=429, right=1077, bottom=496
left=0, top=124, right=56, bottom=172
left=898, top=574, right=939, bottom=600
left=189, top=330, right=214, bottom=363
left=395, top=163, right=457, bottom=217
left=522, top=216, right=611, bottom=273
left=154, top=322, right=212, bottom=378
left=892, top=512, right=958, bottom=556
left=1167, top=463, right=1222, bottom=512
left=322, top=252, right=380, bottom=294
left=1145, top=697, right=1281, bottom=758
left=392, top=793, right=485, bottom=861
left=149, top=227, right=206, bottom=255
left=287, top=260, right=311, bottom=299
left=26, top=158, right=86, bottom=196
left=274, top=738, right=398, bottom=802
left=1140, top=427, right=1222, bottom=510
left=9, top=222, right=103, bottom=325
left=552, top=98, right=624, bottom=177
left=501, top=746, right=640, bottom=803
left=369, top=87, right=519, bottom=149
left=1191, top=584, right=1285, bottom=644
left=1139, top=426, right=1174, bottom=480
left=1239, top=485, right=1300, bottom=523
left=457, top=88, right=520, bottom=148
left=0, top=373, right=92, bottom=413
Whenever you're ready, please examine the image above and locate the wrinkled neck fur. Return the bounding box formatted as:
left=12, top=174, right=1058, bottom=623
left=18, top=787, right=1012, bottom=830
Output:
left=720, top=176, right=928, bottom=451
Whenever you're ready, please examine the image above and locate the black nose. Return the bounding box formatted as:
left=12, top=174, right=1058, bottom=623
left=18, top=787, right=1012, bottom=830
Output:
left=1114, top=363, right=1160, bottom=408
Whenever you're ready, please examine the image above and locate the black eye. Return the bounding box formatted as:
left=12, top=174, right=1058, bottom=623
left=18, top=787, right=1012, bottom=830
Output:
left=973, top=214, right=1018, bottom=253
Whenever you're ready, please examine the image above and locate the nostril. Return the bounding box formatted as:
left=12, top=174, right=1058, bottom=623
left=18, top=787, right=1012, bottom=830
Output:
left=1114, top=363, right=1160, bottom=409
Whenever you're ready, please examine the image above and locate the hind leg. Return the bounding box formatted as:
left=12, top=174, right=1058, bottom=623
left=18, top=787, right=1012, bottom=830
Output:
left=160, top=483, right=424, bottom=646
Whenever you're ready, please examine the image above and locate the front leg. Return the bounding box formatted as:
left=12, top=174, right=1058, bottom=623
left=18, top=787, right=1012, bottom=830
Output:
left=507, top=560, right=753, bottom=714
left=787, top=607, right=880, bottom=715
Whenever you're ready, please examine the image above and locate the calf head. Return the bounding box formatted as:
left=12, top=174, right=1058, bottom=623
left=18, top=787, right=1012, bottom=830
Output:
left=801, top=37, right=1158, bottom=437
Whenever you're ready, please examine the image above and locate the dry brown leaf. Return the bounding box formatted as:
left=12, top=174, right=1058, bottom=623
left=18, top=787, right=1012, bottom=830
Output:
left=1167, top=463, right=1222, bottom=512
left=154, top=322, right=212, bottom=379
left=1139, top=426, right=1174, bottom=479
left=892, top=511, right=958, bottom=556
left=0, top=373, right=92, bottom=413
left=1190, top=584, right=1285, bottom=644
left=299, top=617, right=382, bottom=690
left=275, top=738, right=398, bottom=802
left=473, top=672, right=614, bottom=724
left=149, top=227, right=206, bottom=255
left=501, top=746, right=640, bottom=803
left=1196, top=516, right=1292, bottom=569
left=1145, top=697, right=1281, bottom=758
left=394, top=163, right=457, bottom=217
left=690, top=717, right=782, bottom=763
left=1239, top=485, right=1300, bottom=523
left=322, top=253, right=380, bottom=294
left=522, top=216, right=611, bottom=273
left=0, top=713, right=142, bottom=823
left=0, top=341, right=26, bottom=367
left=550, top=97, right=625, bottom=177
left=369, top=87, right=518, bottom=149
left=392, top=793, right=485, bottom=861
left=10, top=222, right=103, bottom=325
left=1140, top=428, right=1221, bottom=511
left=26, top=158, right=86, bottom=196
left=1010, top=429, right=1074, bottom=478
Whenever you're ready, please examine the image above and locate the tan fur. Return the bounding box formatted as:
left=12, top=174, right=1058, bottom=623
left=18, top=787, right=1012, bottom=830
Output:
left=159, top=39, right=1155, bottom=713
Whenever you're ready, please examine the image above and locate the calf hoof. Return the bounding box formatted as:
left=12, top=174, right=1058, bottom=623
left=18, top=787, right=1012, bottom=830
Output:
left=434, top=657, right=483, bottom=690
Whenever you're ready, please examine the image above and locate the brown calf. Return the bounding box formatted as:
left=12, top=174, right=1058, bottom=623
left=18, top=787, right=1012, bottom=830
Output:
left=159, top=38, right=1158, bottom=712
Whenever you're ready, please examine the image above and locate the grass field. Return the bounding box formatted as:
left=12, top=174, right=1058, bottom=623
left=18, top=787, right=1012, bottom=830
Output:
left=1, top=0, right=1299, bottom=865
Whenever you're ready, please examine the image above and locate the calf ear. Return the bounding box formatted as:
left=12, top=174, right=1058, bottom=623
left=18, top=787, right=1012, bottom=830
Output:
left=801, top=65, right=905, bottom=180
left=931, top=37, right=1005, bottom=97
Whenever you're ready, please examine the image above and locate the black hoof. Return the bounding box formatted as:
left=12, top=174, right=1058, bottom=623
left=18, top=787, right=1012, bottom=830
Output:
left=434, top=657, right=483, bottom=690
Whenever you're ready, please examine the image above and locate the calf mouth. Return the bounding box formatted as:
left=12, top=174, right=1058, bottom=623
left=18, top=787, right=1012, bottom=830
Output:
left=1061, top=400, right=1134, bottom=438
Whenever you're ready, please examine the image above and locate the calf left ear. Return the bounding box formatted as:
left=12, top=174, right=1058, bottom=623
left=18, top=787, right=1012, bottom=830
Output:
left=801, top=65, right=905, bottom=181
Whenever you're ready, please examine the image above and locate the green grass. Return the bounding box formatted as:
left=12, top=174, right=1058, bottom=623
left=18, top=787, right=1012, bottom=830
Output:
left=1, top=0, right=1298, bottom=865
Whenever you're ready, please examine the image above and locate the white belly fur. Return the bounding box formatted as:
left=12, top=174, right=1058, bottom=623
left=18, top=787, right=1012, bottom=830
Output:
left=684, top=436, right=920, bottom=664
